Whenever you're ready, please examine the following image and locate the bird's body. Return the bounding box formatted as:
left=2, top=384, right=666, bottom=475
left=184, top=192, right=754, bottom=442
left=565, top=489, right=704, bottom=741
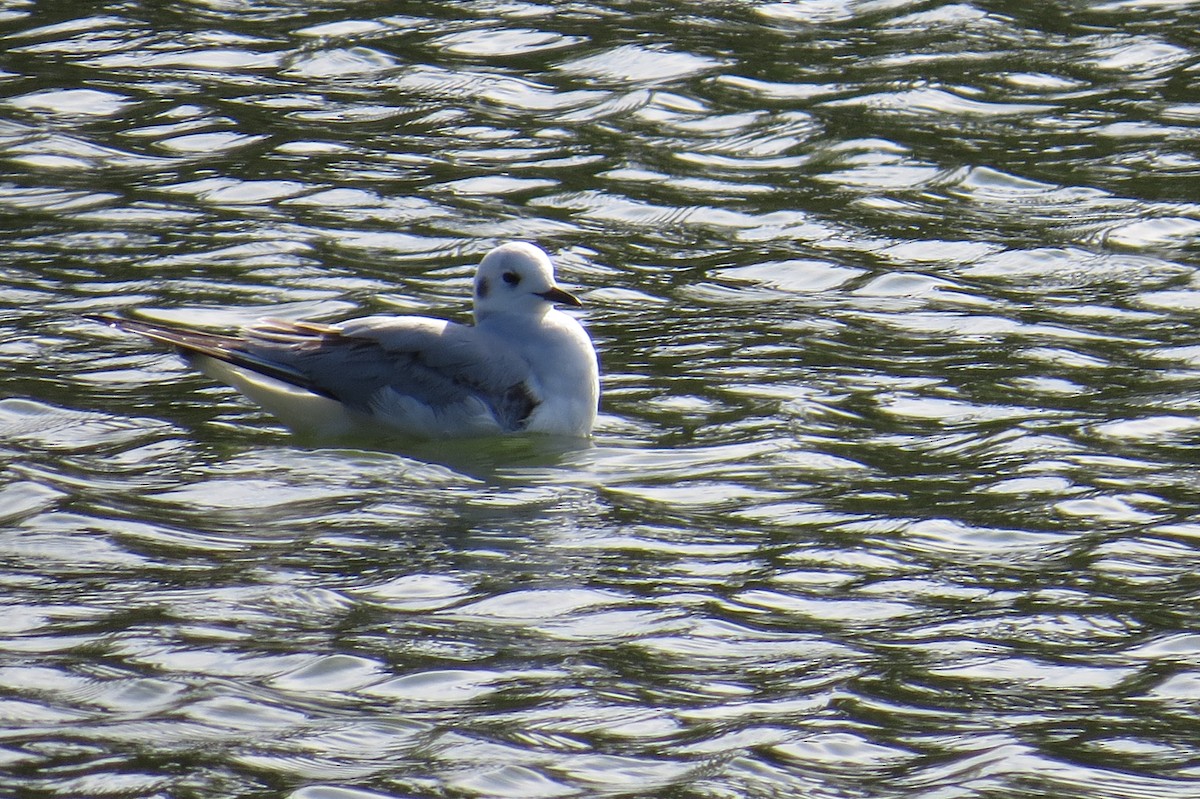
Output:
left=88, top=242, right=599, bottom=440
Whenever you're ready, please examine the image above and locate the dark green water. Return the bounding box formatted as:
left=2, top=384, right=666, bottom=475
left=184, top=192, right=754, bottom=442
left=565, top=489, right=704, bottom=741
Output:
left=3, top=2, right=1200, bottom=797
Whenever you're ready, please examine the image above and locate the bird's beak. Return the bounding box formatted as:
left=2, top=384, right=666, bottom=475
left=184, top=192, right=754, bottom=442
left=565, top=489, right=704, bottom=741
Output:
left=537, top=286, right=583, bottom=307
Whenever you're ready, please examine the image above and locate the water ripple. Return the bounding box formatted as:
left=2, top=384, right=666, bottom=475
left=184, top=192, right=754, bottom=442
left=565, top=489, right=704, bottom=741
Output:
left=4, top=1, right=1200, bottom=797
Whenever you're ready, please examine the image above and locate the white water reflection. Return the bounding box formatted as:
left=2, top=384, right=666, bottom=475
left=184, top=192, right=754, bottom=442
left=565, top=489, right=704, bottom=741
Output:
left=3, top=1, right=1200, bottom=798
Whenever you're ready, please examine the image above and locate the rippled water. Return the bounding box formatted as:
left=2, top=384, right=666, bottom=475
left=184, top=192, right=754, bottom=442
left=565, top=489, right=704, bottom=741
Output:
left=4, top=1, right=1200, bottom=797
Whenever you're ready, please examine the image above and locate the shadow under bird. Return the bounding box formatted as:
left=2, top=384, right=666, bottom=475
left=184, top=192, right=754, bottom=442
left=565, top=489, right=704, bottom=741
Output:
left=86, top=242, right=600, bottom=440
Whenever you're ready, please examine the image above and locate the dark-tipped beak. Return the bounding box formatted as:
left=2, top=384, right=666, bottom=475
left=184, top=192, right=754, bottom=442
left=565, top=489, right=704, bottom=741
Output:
left=537, top=286, right=583, bottom=307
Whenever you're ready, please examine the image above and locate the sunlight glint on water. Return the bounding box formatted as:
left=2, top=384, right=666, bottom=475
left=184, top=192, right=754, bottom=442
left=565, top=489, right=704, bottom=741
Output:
left=2, top=2, right=1200, bottom=798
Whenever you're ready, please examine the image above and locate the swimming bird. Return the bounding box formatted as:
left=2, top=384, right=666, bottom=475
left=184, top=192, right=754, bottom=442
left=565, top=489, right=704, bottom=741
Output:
left=86, top=242, right=599, bottom=439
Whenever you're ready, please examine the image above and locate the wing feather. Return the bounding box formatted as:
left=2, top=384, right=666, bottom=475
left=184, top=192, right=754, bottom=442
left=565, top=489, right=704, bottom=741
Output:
left=248, top=316, right=537, bottom=431
left=87, top=313, right=538, bottom=432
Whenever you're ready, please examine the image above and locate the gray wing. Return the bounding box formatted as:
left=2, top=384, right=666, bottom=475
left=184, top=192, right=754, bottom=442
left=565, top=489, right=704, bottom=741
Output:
left=250, top=316, right=538, bottom=431
left=88, top=313, right=538, bottom=431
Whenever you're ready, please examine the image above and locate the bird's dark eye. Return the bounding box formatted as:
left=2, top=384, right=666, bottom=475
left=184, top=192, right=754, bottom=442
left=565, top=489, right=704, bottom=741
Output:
left=502, top=271, right=520, bottom=286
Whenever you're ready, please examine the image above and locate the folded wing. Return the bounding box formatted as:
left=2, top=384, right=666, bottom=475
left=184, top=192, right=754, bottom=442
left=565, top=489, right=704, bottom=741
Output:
left=87, top=314, right=539, bottom=435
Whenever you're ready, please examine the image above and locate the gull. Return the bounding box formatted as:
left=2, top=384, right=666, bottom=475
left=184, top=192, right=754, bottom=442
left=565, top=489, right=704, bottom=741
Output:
left=87, top=242, right=599, bottom=439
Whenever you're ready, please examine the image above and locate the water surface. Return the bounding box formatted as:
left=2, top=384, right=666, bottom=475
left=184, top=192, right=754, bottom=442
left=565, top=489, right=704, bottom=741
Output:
left=3, top=2, right=1200, bottom=797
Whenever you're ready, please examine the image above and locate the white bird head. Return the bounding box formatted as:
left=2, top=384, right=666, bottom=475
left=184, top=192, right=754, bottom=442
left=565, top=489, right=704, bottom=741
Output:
left=473, top=242, right=581, bottom=322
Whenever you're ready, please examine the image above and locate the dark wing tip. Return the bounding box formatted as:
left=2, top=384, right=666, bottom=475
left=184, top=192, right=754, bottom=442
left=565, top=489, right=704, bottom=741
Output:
left=83, top=312, right=124, bottom=327
left=84, top=312, right=335, bottom=400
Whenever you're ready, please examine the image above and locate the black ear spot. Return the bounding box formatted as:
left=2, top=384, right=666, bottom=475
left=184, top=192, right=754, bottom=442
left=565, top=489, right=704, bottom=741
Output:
left=475, top=277, right=489, bottom=298
left=502, top=271, right=520, bottom=286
